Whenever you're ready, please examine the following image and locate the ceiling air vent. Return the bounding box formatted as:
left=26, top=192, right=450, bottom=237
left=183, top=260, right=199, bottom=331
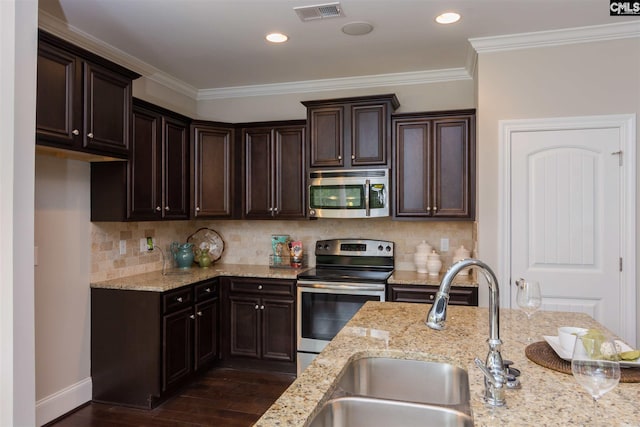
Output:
left=294, top=2, right=344, bottom=22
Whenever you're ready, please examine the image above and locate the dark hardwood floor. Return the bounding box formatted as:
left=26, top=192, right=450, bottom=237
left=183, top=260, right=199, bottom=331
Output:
left=47, top=369, right=296, bottom=427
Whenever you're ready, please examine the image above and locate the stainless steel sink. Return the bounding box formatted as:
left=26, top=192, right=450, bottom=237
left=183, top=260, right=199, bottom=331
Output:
left=308, top=397, right=474, bottom=427
left=336, top=357, right=470, bottom=411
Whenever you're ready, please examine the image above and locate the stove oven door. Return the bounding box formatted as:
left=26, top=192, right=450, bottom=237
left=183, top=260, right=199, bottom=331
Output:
left=296, top=282, right=385, bottom=375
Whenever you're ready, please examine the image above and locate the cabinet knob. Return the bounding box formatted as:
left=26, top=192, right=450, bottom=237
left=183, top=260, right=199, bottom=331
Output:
left=429, top=294, right=434, bottom=300
left=165, top=206, right=170, bottom=211
left=338, top=155, right=342, bottom=160
left=155, top=206, right=162, bottom=211
left=177, top=297, right=183, bottom=303
left=426, top=207, right=431, bottom=212
left=205, top=288, right=211, bottom=293
left=273, top=207, right=278, bottom=212
left=260, top=305, right=265, bottom=310
left=87, top=132, right=94, bottom=139
left=197, top=311, right=203, bottom=316
left=257, top=285, right=263, bottom=290
left=351, top=154, right=355, bottom=160
left=72, top=129, right=80, bottom=136
left=433, top=206, right=438, bottom=213
left=195, top=207, right=200, bottom=212
left=268, top=207, right=273, bottom=212
left=190, top=314, right=196, bottom=320
left=254, top=305, right=259, bottom=310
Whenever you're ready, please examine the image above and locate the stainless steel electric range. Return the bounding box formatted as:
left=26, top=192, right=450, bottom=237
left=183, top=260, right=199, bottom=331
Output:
left=296, top=238, right=394, bottom=375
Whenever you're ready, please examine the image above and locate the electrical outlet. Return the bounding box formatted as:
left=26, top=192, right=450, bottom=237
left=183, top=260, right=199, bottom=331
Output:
left=140, top=238, right=149, bottom=252
left=440, top=238, right=449, bottom=252
left=119, top=240, right=126, bottom=255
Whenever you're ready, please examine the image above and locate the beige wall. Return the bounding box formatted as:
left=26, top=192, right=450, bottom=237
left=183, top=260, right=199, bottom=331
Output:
left=476, top=37, right=640, bottom=343
left=34, top=155, right=91, bottom=422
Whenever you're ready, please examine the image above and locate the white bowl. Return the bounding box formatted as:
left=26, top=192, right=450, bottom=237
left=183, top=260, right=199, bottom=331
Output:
left=557, top=326, right=588, bottom=353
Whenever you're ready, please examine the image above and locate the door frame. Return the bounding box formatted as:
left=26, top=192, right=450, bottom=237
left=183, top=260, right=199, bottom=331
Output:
left=498, top=114, right=636, bottom=344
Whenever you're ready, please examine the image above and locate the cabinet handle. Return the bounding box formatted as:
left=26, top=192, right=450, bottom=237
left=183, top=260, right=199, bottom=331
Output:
left=197, top=311, right=203, bottom=316
left=177, top=297, right=183, bottom=303
left=254, top=305, right=259, bottom=310
left=87, top=132, right=94, bottom=139
left=72, top=129, right=80, bottom=136
left=260, top=305, right=265, bottom=310
left=257, top=285, right=263, bottom=290
left=165, top=206, right=170, bottom=211
left=190, top=314, right=196, bottom=320
left=155, top=206, right=161, bottom=212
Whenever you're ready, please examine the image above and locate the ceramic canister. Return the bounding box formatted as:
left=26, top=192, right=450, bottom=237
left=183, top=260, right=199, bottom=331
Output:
left=414, top=240, right=432, bottom=273
left=452, top=245, right=471, bottom=275
left=426, top=250, right=442, bottom=276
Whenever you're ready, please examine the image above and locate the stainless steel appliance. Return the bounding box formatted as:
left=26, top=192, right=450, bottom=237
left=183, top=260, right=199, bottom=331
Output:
left=307, top=169, right=389, bottom=218
left=296, top=238, right=394, bottom=375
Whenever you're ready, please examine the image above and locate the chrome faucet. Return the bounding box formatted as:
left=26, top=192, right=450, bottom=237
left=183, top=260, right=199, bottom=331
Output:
left=426, top=258, right=507, bottom=406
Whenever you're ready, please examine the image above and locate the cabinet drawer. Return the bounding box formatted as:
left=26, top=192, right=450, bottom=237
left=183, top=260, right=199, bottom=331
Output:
left=195, top=281, right=218, bottom=302
left=388, top=285, right=478, bottom=307
left=229, top=279, right=294, bottom=297
left=163, top=287, right=193, bottom=314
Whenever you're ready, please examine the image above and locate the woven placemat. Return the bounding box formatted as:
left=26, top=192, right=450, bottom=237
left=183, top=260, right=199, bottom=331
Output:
left=525, top=341, right=640, bottom=383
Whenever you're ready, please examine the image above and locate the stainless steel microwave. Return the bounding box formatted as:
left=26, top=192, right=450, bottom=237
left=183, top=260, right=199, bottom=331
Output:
left=308, top=169, right=389, bottom=218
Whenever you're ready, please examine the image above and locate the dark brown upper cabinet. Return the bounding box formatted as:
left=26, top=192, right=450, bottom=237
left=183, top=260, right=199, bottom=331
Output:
left=241, top=121, right=306, bottom=219
left=191, top=121, right=237, bottom=219
left=36, top=31, right=139, bottom=158
left=393, top=110, right=476, bottom=220
left=302, top=94, right=399, bottom=169
left=91, top=99, right=190, bottom=221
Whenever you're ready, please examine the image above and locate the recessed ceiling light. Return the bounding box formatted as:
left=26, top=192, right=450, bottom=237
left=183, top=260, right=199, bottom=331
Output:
left=266, top=32, right=289, bottom=43
left=435, top=12, right=461, bottom=24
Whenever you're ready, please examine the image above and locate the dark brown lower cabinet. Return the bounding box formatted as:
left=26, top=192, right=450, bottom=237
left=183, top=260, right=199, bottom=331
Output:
left=387, top=283, right=478, bottom=306
left=222, top=277, right=296, bottom=373
left=91, top=280, right=219, bottom=408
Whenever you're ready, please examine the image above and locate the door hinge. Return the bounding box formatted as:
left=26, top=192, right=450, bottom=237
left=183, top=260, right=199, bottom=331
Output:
left=611, top=150, right=623, bottom=166
left=620, top=257, right=623, bottom=272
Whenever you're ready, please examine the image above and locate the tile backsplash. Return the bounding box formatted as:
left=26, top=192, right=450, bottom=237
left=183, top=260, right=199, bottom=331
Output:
left=91, top=218, right=475, bottom=282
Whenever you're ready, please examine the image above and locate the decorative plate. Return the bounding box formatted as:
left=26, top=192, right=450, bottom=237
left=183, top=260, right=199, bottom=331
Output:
left=187, top=228, right=224, bottom=264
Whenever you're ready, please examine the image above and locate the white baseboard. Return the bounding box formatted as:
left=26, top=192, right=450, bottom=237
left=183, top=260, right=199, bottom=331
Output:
left=36, top=377, right=92, bottom=426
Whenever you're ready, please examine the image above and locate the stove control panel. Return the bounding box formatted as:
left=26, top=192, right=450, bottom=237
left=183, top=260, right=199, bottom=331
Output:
left=315, top=239, right=394, bottom=257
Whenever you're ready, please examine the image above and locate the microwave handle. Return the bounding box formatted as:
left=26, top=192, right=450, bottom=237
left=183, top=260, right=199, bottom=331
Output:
left=365, top=179, right=370, bottom=216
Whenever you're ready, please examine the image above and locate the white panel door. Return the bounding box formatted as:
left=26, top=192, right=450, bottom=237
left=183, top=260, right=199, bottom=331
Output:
left=510, top=127, right=622, bottom=334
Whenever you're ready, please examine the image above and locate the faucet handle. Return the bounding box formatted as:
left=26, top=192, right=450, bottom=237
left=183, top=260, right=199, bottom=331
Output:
left=474, top=357, right=507, bottom=406
left=474, top=357, right=505, bottom=386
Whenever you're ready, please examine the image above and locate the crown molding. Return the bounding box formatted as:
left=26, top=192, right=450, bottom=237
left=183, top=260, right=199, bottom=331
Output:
left=38, top=10, right=198, bottom=99
left=197, top=68, right=472, bottom=100
left=470, top=21, right=640, bottom=53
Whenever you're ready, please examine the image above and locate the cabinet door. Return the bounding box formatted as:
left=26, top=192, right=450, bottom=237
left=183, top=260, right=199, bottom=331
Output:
left=228, top=295, right=261, bottom=359
left=36, top=42, right=81, bottom=147
left=83, top=61, right=132, bottom=156
left=162, top=306, right=193, bottom=391
left=351, top=104, right=387, bottom=166
left=162, top=116, right=189, bottom=219
left=128, top=106, right=160, bottom=220
left=194, top=298, right=219, bottom=371
left=394, top=119, right=432, bottom=217
left=192, top=125, right=234, bottom=218
left=308, top=106, right=344, bottom=168
left=244, top=128, right=273, bottom=218
left=274, top=126, right=306, bottom=219
left=261, top=297, right=295, bottom=362
left=432, top=116, right=474, bottom=219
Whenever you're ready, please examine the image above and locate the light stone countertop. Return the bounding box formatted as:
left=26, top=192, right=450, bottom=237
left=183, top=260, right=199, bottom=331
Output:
left=255, top=302, right=640, bottom=427
left=90, top=263, right=304, bottom=292
left=388, top=269, right=478, bottom=287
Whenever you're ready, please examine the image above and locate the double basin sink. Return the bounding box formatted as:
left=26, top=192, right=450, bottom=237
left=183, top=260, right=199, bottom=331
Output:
left=308, top=357, right=474, bottom=427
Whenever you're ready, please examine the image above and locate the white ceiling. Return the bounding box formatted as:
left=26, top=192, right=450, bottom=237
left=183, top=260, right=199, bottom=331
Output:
left=39, top=0, right=640, bottom=97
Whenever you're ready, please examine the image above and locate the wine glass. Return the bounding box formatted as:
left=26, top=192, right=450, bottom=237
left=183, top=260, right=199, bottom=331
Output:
left=571, top=331, right=621, bottom=426
left=515, top=279, right=542, bottom=341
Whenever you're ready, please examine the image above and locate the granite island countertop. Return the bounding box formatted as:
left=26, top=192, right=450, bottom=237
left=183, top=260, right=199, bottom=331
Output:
left=255, top=302, right=639, bottom=426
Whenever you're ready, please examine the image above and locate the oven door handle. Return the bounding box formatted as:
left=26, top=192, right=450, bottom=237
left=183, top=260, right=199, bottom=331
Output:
left=299, top=283, right=385, bottom=292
